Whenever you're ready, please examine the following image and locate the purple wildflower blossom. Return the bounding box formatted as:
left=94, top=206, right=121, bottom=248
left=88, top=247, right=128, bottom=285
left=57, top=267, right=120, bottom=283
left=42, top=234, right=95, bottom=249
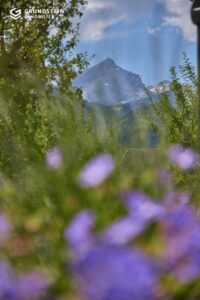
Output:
left=0, top=263, right=49, bottom=300
left=46, top=147, right=62, bottom=169
left=0, top=214, right=12, bottom=245
left=65, top=211, right=95, bottom=258
left=163, top=205, right=200, bottom=282
left=103, top=217, right=145, bottom=246
left=79, top=154, right=114, bottom=188
left=123, top=191, right=164, bottom=222
left=74, top=246, right=158, bottom=300
left=0, top=262, right=16, bottom=299
left=173, top=252, right=200, bottom=283
left=18, top=271, right=49, bottom=299
left=164, top=191, right=191, bottom=207
left=163, top=205, right=196, bottom=235
left=168, top=145, right=198, bottom=170
left=67, top=177, right=200, bottom=297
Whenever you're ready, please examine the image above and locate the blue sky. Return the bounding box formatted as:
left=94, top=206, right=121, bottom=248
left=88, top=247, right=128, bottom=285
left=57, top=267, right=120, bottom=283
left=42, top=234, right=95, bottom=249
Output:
left=76, top=0, right=196, bottom=86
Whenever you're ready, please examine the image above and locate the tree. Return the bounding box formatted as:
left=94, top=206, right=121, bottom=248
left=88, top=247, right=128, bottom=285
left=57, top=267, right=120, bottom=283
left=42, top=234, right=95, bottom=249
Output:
left=0, top=0, right=88, bottom=91
left=0, top=0, right=89, bottom=176
left=152, top=55, right=198, bottom=150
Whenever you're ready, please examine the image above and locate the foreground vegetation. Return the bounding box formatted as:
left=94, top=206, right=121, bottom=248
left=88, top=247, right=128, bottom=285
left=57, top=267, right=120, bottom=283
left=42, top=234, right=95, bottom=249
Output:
left=0, top=1, right=200, bottom=299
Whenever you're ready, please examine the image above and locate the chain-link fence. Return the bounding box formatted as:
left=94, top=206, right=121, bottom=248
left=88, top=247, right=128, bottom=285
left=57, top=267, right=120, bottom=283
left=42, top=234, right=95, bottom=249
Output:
left=122, top=148, right=168, bottom=177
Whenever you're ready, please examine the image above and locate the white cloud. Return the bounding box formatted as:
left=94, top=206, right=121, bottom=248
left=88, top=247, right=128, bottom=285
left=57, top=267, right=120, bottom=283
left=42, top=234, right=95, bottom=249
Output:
left=146, top=26, right=161, bottom=37
left=79, top=0, right=154, bottom=42
left=157, top=0, right=195, bottom=42
left=79, top=0, right=196, bottom=43
left=86, top=2, right=113, bottom=11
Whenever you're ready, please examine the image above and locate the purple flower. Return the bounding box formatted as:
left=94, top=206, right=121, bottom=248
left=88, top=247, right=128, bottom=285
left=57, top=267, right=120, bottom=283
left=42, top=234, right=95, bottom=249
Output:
left=163, top=205, right=196, bottom=235
left=79, top=154, right=114, bottom=188
left=166, top=229, right=200, bottom=282
left=103, top=217, right=145, bottom=246
left=74, top=246, right=158, bottom=300
left=0, top=214, right=12, bottom=245
left=164, top=191, right=191, bottom=207
left=0, top=262, right=17, bottom=299
left=168, top=145, right=198, bottom=170
left=173, top=253, right=200, bottom=283
left=65, top=211, right=95, bottom=258
left=123, top=191, right=164, bottom=222
left=18, top=271, right=49, bottom=299
left=46, top=147, right=62, bottom=169
left=0, top=262, right=50, bottom=300
left=163, top=205, right=200, bottom=282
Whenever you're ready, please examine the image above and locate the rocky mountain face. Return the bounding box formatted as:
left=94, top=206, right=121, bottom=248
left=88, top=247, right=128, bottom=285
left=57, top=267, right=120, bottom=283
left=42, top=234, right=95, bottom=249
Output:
left=73, top=58, right=150, bottom=106
left=148, top=81, right=171, bottom=94
left=73, top=58, right=172, bottom=147
left=73, top=58, right=172, bottom=123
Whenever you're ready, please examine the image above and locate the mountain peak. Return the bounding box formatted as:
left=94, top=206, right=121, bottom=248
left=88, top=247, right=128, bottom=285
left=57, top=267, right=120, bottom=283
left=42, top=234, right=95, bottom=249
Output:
left=103, top=57, right=115, bottom=64
left=97, top=57, right=116, bottom=68
left=73, top=58, right=146, bottom=106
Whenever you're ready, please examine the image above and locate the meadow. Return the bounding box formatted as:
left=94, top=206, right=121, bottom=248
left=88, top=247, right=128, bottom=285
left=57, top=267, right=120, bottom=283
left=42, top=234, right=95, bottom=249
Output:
left=0, top=1, right=200, bottom=299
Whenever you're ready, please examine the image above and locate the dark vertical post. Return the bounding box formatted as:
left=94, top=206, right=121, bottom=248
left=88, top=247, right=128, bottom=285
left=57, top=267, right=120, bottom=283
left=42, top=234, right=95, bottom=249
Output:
left=198, top=26, right=200, bottom=148
left=198, top=27, right=200, bottom=78
left=191, top=0, right=200, bottom=149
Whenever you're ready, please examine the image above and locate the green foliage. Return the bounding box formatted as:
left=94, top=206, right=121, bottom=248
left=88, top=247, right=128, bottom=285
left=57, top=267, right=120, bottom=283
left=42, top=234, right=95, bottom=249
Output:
left=0, top=0, right=90, bottom=176
left=150, top=55, right=200, bottom=195
left=0, top=3, right=127, bottom=297
left=0, top=96, right=124, bottom=295
left=152, top=54, right=198, bottom=149
left=0, top=0, right=88, bottom=90
left=0, top=3, right=199, bottom=298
